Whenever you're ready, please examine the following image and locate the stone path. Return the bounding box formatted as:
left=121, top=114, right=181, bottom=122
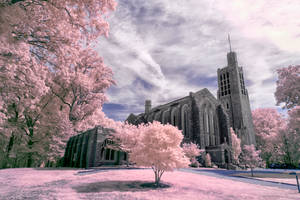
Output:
left=180, top=168, right=300, bottom=191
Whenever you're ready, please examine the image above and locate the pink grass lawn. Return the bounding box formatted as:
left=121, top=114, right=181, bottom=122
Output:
left=0, top=168, right=299, bottom=200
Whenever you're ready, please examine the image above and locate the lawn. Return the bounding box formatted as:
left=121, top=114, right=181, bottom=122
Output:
left=0, top=168, right=299, bottom=200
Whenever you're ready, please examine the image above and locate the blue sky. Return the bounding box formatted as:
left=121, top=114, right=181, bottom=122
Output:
left=98, top=0, right=300, bottom=121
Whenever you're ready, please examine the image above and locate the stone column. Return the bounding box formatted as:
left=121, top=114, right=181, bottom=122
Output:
left=80, top=133, right=90, bottom=168
left=71, top=136, right=79, bottom=167
left=75, top=134, right=83, bottom=168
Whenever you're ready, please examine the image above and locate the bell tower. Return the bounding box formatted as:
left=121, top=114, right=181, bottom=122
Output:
left=217, top=35, right=256, bottom=145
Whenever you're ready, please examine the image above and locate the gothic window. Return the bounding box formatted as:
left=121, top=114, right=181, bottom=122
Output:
left=101, top=148, right=105, bottom=160
left=239, top=72, right=246, bottom=95
left=209, top=110, right=215, bottom=146
left=171, top=108, right=178, bottom=127
left=147, top=113, right=154, bottom=122
left=162, top=110, right=169, bottom=124
left=205, top=112, right=210, bottom=146
left=104, top=149, right=115, bottom=161
left=105, top=149, right=110, bottom=160
left=110, top=150, right=115, bottom=160
left=205, top=110, right=209, bottom=133
left=220, top=72, right=231, bottom=96
left=181, top=105, right=189, bottom=136
left=154, top=111, right=161, bottom=122
left=162, top=111, right=166, bottom=124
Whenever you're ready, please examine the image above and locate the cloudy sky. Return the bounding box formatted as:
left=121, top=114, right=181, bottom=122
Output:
left=97, top=0, right=300, bottom=121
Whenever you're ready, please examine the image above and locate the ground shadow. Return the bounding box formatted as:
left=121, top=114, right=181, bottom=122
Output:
left=73, top=181, right=171, bottom=193
left=34, top=167, right=82, bottom=171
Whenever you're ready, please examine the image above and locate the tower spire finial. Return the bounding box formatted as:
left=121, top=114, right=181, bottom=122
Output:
left=228, top=34, right=232, bottom=52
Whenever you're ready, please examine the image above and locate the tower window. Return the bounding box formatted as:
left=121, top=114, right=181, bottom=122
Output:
left=226, top=103, right=229, bottom=109
left=220, top=72, right=231, bottom=97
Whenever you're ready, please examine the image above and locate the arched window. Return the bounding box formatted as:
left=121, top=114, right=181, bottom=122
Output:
left=110, top=150, right=115, bottom=160
left=203, top=107, right=210, bottom=146
left=205, top=110, right=209, bottom=133
left=147, top=113, right=154, bottom=122
left=171, top=108, right=178, bottom=127
left=154, top=111, right=161, bottom=122
left=105, top=149, right=110, bottom=160
left=181, top=105, right=189, bottom=136
left=162, top=110, right=168, bottom=124
left=100, top=147, right=105, bottom=160
left=209, top=110, right=215, bottom=146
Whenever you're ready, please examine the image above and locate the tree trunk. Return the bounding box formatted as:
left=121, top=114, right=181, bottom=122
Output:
left=251, top=168, right=254, bottom=177
left=26, top=137, right=33, bottom=167
left=153, top=168, right=164, bottom=187
left=3, top=134, right=15, bottom=168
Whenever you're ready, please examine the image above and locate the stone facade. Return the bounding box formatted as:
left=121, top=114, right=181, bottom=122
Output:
left=217, top=51, right=256, bottom=145
left=63, top=126, right=128, bottom=168
left=126, top=51, right=256, bottom=167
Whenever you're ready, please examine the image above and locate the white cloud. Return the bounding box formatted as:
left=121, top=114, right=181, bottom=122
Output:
left=97, top=0, right=300, bottom=120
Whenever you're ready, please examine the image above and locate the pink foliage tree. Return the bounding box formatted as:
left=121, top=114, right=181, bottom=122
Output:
left=240, top=144, right=264, bottom=177
left=182, top=142, right=203, bottom=167
left=274, top=65, right=300, bottom=167
left=230, top=128, right=241, bottom=165
left=0, top=0, right=117, bottom=167
left=126, top=121, right=189, bottom=186
left=50, top=48, right=115, bottom=133
left=275, top=65, right=300, bottom=109
left=252, top=108, right=286, bottom=166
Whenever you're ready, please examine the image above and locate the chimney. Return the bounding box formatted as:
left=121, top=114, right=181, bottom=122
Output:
left=145, top=100, right=151, bottom=114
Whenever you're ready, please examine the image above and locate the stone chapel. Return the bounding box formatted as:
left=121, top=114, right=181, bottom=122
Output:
left=126, top=50, right=256, bottom=167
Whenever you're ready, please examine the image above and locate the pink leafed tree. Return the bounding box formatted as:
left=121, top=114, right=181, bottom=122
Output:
left=275, top=65, right=300, bottom=110
left=230, top=128, right=241, bottom=165
left=128, top=121, right=190, bottom=186
left=252, top=108, right=287, bottom=166
left=182, top=142, right=203, bottom=167
left=288, top=106, right=300, bottom=133
left=274, top=65, right=300, bottom=167
left=240, top=145, right=264, bottom=177
left=0, top=0, right=117, bottom=167
left=50, top=48, right=115, bottom=133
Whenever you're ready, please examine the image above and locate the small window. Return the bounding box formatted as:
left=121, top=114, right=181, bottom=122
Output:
left=226, top=103, right=229, bottom=109
left=101, top=148, right=105, bottom=159
left=105, top=149, right=110, bottom=160
left=110, top=150, right=115, bottom=160
left=226, top=72, right=229, bottom=78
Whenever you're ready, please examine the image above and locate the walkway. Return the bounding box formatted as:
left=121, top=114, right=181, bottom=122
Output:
left=180, top=168, right=299, bottom=191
